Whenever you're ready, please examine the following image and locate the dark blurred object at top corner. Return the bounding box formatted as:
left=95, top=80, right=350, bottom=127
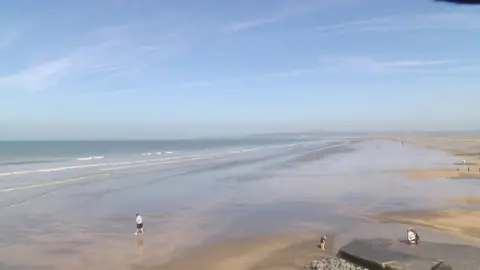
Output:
left=435, top=0, right=480, bottom=4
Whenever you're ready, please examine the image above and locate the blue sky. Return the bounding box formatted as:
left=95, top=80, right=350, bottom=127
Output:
left=1, top=0, right=480, bottom=139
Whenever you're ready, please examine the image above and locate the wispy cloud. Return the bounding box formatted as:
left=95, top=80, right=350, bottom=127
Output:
left=0, top=22, right=191, bottom=93
left=381, top=60, right=455, bottom=68
left=0, top=30, right=22, bottom=50
left=0, top=41, right=120, bottom=92
left=321, top=56, right=459, bottom=73
left=225, top=0, right=356, bottom=32
left=0, top=57, right=75, bottom=91
left=314, top=10, right=480, bottom=34
left=260, top=67, right=330, bottom=78
left=180, top=57, right=459, bottom=88
left=82, top=88, right=137, bottom=97
left=180, top=81, right=214, bottom=89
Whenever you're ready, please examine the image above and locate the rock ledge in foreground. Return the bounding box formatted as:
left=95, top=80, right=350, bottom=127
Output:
left=337, top=238, right=480, bottom=269
left=305, top=257, right=367, bottom=270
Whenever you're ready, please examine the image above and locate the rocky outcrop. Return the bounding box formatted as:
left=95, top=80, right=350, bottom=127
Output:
left=431, top=261, right=453, bottom=270
left=335, top=238, right=480, bottom=269
left=305, top=258, right=455, bottom=270
left=305, top=258, right=367, bottom=270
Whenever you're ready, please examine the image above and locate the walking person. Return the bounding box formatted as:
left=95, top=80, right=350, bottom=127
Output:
left=135, top=213, right=144, bottom=235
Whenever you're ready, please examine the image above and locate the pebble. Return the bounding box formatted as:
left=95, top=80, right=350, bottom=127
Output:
left=305, top=258, right=368, bottom=270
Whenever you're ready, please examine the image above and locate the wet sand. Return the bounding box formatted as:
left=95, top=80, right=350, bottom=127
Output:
left=1, top=138, right=479, bottom=269
left=447, top=196, right=480, bottom=206
left=372, top=209, right=480, bottom=242
left=153, top=221, right=480, bottom=270
left=371, top=134, right=480, bottom=245
left=152, top=232, right=335, bottom=270
left=376, top=133, right=480, bottom=155
left=406, top=168, right=480, bottom=181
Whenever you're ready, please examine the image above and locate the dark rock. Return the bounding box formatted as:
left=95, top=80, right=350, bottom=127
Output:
left=306, top=258, right=368, bottom=270
left=338, top=238, right=480, bottom=270
left=431, top=261, right=453, bottom=270
left=435, top=0, right=480, bottom=4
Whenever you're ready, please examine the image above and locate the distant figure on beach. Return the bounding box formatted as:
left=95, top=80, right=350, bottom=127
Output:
left=319, top=236, right=327, bottom=250
left=135, top=213, right=144, bottom=235
left=463, top=159, right=467, bottom=164
left=406, top=228, right=419, bottom=245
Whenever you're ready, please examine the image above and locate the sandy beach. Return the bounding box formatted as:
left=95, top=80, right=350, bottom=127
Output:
left=2, top=137, right=480, bottom=269
left=372, top=209, right=480, bottom=242
left=406, top=168, right=480, bottom=181
left=376, top=134, right=480, bottom=155
left=371, top=134, right=480, bottom=245
left=152, top=232, right=336, bottom=270
left=447, top=196, right=480, bottom=206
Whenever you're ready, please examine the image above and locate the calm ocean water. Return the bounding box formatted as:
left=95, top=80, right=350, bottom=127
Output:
left=0, top=138, right=312, bottom=165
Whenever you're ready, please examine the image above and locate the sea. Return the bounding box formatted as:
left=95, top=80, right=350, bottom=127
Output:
left=0, top=137, right=313, bottom=165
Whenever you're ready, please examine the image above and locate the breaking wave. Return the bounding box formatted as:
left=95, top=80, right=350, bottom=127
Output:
left=77, top=156, right=105, bottom=161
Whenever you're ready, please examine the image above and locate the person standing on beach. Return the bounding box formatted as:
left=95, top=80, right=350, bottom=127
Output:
left=406, top=228, right=419, bottom=245
left=320, top=236, right=327, bottom=250
left=135, top=213, right=144, bottom=235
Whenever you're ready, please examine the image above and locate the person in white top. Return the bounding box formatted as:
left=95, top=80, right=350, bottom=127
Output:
left=135, top=213, right=144, bottom=235
left=406, top=228, right=419, bottom=244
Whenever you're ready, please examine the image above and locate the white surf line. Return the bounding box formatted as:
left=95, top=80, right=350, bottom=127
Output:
left=1, top=187, right=65, bottom=208
left=0, top=153, right=232, bottom=192
left=100, top=154, right=226, bottom=172
left=101, top=145, right=297, bottom=172
left=0, top=141, right=350, bottom=193
left=0, top=173, right=111, bottom=192
left=0, top=152, right=232, bottom=178
left=0, top=148, right=259, bottom=177
left=0, top=141, right=338, bottom=178
left=101, top=141, right=350, bottom=172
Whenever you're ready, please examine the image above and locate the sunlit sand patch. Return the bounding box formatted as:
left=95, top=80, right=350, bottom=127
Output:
left=454, top=154, right=480, bottom=162
left=153, top=232, right=333, bottom=270
left=370, top=209, right=480, bottom=243
left=445, top=196, right=480, bottom=206
left=376, top=135, right=480, bottom=155
left=406, top=169, right=480, bottom=181
left=0, top=211, right=216, bottom=270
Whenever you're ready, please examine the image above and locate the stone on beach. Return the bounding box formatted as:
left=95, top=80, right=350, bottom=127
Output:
left=431, top=261, right=453, bottom=270
left=306, top=258, right=366, bottom=270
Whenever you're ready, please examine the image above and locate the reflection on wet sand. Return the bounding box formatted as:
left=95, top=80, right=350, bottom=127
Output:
left=152, top=232, right=332, bottom=270
left=406, top=169, right=480, bottom=181
left=1, top=138, right=480, bottom=269
left=447, top=196, right=480, bottom=206
left=137, top=236, right=144, bottom=255
left=371, top=135, right=480, bottom=245
left=371, top=209, right=480, bottom=242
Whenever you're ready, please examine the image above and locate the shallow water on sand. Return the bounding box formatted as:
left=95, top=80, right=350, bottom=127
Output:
left=0, top=139, right=477, bottom=270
